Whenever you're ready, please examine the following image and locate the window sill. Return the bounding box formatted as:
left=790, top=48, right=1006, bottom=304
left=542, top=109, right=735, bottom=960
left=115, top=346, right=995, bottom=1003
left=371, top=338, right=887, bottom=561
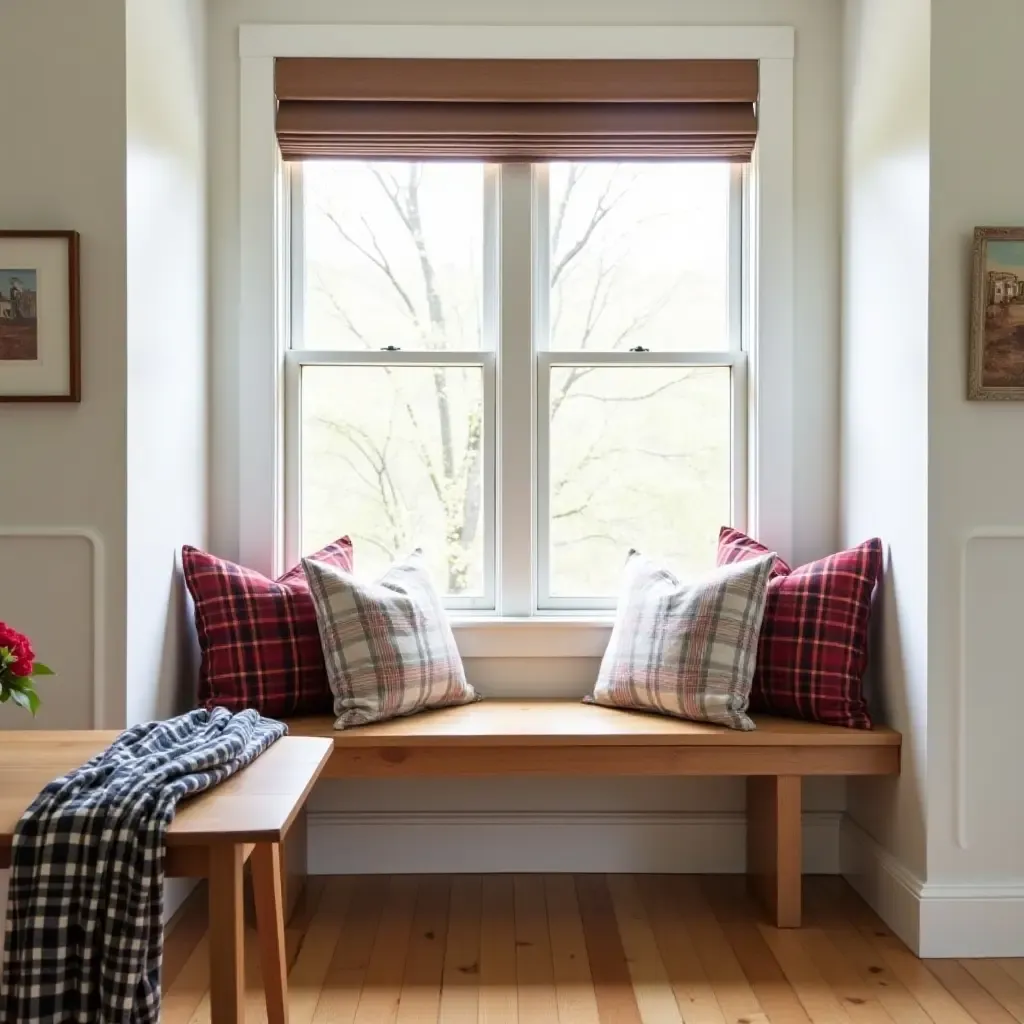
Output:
left=449, top=617, right=614, bottom=659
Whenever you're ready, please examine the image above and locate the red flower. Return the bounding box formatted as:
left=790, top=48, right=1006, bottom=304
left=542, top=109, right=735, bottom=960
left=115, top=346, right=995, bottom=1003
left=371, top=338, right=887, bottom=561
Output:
left=0, top=622, right=35, bottom=677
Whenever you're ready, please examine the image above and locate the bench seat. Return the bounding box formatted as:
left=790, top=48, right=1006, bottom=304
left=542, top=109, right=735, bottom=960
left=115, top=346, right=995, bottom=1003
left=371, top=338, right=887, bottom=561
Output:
left=284, top=700, right=900, bottom=927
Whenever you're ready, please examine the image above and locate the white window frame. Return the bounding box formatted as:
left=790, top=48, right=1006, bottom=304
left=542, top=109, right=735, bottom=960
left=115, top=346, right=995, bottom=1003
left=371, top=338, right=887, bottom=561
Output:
left=285, top=160, right=746, bottom=615
left=238, top=24, right=795, bottom=649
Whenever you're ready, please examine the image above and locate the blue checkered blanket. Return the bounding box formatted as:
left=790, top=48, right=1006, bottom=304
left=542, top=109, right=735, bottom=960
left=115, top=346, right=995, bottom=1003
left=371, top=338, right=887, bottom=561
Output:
left=1, top=707, right=285, bottom=1023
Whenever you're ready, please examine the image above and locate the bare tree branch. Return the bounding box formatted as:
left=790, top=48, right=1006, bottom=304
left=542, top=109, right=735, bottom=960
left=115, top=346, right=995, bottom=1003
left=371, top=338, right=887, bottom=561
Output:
left=553, top=532, right=618, bottom=548
left=319, top=205, right=421, bottom=325
left=550, top=164, right=580, bottom=259
left=315, top=271, right=372, bottom=347
left=316, top=416, right=405, bottom=555
left=550, top=167, right=638, bottom=286
left=550, top=176, right=617, bottom=286
left=566, top=377, right=689, bottom=404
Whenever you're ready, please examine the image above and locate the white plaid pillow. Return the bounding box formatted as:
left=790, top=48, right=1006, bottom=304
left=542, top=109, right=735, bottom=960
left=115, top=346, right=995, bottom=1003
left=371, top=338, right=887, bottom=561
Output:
left=302, top=550, right=478, bottom=729
left=587, top=550, right=776, bottom=730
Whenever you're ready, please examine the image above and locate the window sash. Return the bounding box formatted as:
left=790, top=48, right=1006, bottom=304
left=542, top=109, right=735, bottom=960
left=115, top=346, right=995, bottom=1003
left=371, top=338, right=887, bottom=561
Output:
left=536, top=352, right=746, bottom=611
left=285, top=162, right=747, bottom=614
left=283, top=348, right=498, bottom=610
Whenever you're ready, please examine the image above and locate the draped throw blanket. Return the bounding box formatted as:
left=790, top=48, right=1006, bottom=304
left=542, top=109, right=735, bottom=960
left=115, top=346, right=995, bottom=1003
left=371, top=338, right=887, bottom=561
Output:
left=1, top=708, right=286, bottom=1023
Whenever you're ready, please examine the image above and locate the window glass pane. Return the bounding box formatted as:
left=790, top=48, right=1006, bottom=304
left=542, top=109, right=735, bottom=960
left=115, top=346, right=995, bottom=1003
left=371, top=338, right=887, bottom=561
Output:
left=302, top=162, right=485, bottom=351
left=548, top=163, right=731, bottom=352
left=301, top=365, right=485, bottom=598
left=548, top=366, right=731, bottom=598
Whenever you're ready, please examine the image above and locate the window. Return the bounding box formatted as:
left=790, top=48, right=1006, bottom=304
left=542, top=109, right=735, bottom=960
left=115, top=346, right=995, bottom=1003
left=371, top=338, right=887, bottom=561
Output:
left=286, top=159, right=746, bottom=613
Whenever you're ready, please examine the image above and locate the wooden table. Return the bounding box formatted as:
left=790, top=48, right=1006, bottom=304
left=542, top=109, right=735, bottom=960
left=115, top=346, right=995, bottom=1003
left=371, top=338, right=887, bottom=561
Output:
left=0, top=732, right=333, bottom=1024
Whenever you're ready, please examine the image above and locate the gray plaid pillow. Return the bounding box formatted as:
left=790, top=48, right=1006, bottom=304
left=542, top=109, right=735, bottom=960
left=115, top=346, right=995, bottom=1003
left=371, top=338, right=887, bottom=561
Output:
left=302, top=550, right=479, bottom=729
left=586, top=549, right=776, bottom=730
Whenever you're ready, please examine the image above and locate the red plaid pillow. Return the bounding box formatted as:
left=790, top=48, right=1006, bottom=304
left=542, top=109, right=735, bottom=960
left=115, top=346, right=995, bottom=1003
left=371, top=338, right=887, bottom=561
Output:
left=716, top=527, right=882, bottom=728
left=182, top=538, right=353, bottom=717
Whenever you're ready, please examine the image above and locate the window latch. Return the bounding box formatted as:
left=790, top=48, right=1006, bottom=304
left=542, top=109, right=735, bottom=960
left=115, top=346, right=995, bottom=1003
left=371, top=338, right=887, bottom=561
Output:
left=629, top=346, right=650, bottom=353
left=380, top=345, right=401, bottom=351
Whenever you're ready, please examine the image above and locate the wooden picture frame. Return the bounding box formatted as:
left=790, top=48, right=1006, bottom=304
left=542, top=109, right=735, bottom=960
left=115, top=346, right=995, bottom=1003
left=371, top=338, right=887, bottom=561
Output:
left=969, top=226, right=1024, bottom=400
left=0, top=230, right=80, bottom=402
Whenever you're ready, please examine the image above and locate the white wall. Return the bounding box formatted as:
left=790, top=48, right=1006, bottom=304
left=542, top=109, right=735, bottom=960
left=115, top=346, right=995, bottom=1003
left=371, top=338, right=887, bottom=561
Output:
left=0, top=0, right=128, bottom=731
left=0, top=0, right=207, bottom=927
left=126, top=0, right=209, bottom=725
left=208, top=0, right=847, bottom=870
left=839, top=0, right=931, bottom=915
left=0, top=0, right=207, bottom=732
left=925, top=0, right=1024, bottom=911
left=842, top=0, right=1024, bottom=956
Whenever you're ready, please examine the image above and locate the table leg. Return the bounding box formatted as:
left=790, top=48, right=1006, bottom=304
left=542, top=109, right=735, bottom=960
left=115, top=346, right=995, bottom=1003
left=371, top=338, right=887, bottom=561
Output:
left=252, top=842, right=289, bottom=1024
left=746, top=774, right=802, bottom=927
left=209, top=844, right=246, bottom=1023
left=282, top=807, right=307, bottom=922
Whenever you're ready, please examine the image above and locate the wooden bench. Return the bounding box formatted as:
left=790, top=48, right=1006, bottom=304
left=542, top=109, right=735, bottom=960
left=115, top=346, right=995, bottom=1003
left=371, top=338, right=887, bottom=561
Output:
left=287, top=700, right=901, bottom=928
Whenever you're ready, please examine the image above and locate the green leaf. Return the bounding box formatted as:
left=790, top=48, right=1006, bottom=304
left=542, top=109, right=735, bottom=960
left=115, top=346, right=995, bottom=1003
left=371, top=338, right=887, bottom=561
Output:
left=24, top=687, right=41, bottom=715
left=32, top=663, right=55, bottom=676
left=9, top=688, right=31, bottom=712
left=0, top=687, right=9, bottom=703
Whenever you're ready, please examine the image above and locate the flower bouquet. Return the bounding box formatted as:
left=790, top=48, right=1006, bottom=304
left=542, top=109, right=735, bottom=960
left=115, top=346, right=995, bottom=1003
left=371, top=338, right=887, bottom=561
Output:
left=0, top=623, right=53, bottom=715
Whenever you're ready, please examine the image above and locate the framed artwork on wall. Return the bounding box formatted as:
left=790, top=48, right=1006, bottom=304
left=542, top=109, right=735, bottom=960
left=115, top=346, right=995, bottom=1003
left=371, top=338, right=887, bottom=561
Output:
left=969, top=226, right=1024, bottom=401
left=0, top=230, right=80, bottom=402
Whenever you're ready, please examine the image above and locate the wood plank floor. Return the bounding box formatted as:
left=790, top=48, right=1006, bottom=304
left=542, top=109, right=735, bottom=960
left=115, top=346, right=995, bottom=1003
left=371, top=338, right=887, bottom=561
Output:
left=162, top=875, right=1024, bottom=1024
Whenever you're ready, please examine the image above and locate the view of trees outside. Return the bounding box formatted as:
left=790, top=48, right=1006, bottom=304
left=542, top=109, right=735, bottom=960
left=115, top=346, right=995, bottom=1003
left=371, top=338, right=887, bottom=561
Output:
left=299, top=160, right=733, bottom=601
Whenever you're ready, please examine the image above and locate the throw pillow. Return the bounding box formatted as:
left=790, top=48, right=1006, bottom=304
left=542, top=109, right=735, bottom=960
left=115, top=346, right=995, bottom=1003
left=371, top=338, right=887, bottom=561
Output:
left=586, top=549, right=777, bottom=731
left=302, top=550, right=478, bottom=729
left=182, top=537, right=353, bottom=717
left=718, top=526, right=793, bottom=578
left=716, top=528, right=883, bottom=728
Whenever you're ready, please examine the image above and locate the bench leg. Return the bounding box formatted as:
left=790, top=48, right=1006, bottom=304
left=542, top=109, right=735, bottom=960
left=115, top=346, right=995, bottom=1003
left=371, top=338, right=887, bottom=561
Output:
left=209, top=844, right=246, bottom=1024
left=252, top=842, right=289, bottom=1024
left=746, top=775, right=802, bottom=927
left=281, top=807, right=307, bottom=923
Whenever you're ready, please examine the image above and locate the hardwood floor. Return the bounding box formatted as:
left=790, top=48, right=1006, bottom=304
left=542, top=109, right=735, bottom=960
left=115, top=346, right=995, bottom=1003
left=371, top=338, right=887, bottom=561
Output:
left=162, top=874, right=1024, bottom=1024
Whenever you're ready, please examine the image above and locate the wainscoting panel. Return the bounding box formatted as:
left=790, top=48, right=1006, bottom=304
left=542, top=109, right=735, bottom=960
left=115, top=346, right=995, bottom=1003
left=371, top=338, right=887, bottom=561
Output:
left=308, top=809, right=841, bottom=875
left=960, top=534, right=1024, bottom=874
left=0, top=528, right=104, bottom=729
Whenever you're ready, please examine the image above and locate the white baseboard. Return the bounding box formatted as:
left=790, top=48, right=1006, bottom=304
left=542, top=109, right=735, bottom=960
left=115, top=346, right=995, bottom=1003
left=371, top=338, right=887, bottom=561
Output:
left=308, top=809, right=841, bottom=875
left=839, top=817, right=923, bottom=952
left=840, top=817, right=1024, bottom=957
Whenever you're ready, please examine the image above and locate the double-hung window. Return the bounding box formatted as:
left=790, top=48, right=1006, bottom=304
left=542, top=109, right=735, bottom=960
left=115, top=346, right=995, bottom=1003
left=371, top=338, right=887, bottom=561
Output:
left=280, top=58, right=756, bottom=615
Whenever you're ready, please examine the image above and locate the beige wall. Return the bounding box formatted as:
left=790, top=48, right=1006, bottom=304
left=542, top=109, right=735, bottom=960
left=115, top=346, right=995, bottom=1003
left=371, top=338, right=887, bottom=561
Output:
left=0, top=0, right=128, bottom=730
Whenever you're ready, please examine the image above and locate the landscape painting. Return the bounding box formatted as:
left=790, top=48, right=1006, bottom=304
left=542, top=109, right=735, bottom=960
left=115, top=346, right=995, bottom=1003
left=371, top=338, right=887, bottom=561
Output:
left=0, top=269, right=38, bottom=361
left=969, top=228, right=1024, bottom=399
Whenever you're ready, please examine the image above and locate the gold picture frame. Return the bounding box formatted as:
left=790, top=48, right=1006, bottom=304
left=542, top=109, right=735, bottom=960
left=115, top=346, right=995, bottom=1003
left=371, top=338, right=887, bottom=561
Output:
left=969, top=226, right=1024, bottom=400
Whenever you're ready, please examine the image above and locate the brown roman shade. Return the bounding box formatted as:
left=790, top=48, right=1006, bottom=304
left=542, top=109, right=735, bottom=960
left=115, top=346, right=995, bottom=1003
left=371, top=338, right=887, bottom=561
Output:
left=275, top=58, right=758, bottom=162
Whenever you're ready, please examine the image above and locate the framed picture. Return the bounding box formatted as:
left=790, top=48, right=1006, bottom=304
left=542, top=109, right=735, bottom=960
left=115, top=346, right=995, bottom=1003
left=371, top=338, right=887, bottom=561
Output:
left=969, top=227, right=1024, bottom=400
left=0, top=230, right=80, bottom=402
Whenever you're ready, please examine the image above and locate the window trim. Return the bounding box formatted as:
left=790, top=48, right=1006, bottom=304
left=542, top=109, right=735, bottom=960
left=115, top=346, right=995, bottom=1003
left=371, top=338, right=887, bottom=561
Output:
left=237, top=24, right=795, bottom=641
